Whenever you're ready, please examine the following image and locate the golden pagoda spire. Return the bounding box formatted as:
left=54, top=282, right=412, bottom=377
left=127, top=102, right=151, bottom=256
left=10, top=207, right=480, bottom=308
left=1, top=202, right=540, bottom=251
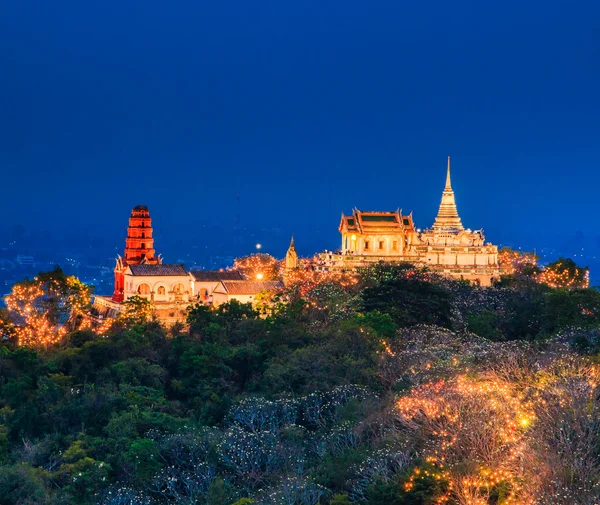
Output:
left=432, top=156, right=464, bottom=231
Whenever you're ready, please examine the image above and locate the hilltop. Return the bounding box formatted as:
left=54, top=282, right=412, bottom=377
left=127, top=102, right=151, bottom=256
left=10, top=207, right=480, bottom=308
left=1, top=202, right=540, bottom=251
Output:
left=0, top=261, right=599, bottom=504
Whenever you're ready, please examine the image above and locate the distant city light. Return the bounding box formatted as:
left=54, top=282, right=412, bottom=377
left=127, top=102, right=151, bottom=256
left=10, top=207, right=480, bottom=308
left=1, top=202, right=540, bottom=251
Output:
left=256, top=273, right=264, bottom=280
left=256, top=243, right=262, bottom=250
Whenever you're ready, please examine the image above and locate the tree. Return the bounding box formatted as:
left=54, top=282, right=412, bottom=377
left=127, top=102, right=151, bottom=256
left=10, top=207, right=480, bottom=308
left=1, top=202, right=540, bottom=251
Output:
left=0, top=308, right=16, bottom=344
left=0, top=464, right=50, bottom=505
left=120, top=295, right=154, bottom=325
left=498, top=247, right=538, bottom=275
left=360, top=275, right=453, bottom=329
left=233, top=254, right=281, bottom=281
left=396, top=373, right=536, bottom=504
left=542, top=287, right=600, bottom=332
left=538, top=257, right=589, bottom=289
left=124, top=438, right=162, bottom=486
left=4, top=267, right=92, bottom=347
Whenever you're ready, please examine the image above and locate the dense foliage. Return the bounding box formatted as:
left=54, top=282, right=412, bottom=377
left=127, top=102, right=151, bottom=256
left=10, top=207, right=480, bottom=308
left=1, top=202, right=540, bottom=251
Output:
left=1, top=262, right=600, bottom=504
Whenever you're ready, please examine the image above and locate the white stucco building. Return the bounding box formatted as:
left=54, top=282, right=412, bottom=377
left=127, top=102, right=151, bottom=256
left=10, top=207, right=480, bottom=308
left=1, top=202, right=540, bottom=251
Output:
left=212, top=280, right=284, bottom=306
left=189, top=270, right=245, bottom=302
left=123, top=264, right=191, bottom=303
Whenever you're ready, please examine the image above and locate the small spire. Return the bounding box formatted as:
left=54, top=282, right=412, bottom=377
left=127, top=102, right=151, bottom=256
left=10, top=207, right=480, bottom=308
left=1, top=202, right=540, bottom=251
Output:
left=445, top=156, right=452, bottom=190
left=286, top=236, right=298, bottom=269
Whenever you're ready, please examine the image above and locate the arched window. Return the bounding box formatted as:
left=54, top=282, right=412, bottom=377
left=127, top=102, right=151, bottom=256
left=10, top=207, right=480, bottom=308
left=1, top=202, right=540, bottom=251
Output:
left=141, top=243, right=146, bottom=249
left=173, top=283, right=185, bottom=295
left=137, top=283, right=151, bottom=295
left=157, top=286, right=166, bottom=295
left=141, top=232, right=145, bottom=238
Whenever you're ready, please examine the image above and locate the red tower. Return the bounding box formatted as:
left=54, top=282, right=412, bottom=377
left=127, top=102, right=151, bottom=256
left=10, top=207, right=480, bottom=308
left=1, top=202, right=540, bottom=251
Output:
left=112, top=205, right=162, bottom=302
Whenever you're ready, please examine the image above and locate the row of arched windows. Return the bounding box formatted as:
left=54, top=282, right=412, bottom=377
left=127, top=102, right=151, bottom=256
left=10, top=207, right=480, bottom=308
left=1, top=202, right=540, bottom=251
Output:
left=136, top=283, right=186, bottom=295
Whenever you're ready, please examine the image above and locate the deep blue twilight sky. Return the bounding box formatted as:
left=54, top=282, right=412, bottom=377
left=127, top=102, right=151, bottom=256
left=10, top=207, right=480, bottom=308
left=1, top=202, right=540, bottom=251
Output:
left=1, top=1, right=599, bottom=260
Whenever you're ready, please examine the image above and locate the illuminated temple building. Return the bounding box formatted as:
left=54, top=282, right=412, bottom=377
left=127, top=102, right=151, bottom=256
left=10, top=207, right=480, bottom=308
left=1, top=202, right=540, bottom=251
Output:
left=93, top=157, right=500, bottom=323
left=112, top=205, right=163, bottom=303
left=326, top=157, right=500, bottom=285
left=93, top=206, right=281, bottom=324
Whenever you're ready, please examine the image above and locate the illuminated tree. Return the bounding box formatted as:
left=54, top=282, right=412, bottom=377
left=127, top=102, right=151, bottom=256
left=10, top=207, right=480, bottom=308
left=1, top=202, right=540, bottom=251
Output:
left=498, top=247, right=538, bottom=275
left=282, top=259, right=360, bottom=323
left=233, top=254, right=281, bottom=280
left=4, top=267, right=92, bottom=348
left=537, top=257, right=589, bottom=289
left=397, top=374, right=537, bottom=505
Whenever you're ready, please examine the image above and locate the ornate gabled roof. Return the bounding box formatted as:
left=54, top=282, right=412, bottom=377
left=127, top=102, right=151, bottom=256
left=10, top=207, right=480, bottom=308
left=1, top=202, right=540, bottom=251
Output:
left=128, top=264, right=188, bottom=276
left=432, top=157, right=464, bottom=231
left=402, top=212, right=416, bottom=231
left=216, top=280, right=284, bottom=295
left=339, top=208, right=412, bottom=234
left=189, top=270, right=245, bottom=282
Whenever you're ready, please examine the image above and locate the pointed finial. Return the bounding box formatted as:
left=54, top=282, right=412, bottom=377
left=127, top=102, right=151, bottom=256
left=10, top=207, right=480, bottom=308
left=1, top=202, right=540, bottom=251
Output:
left=445, top=156, right=452, bottom=190
left=290, top=236, right=295, bottom=247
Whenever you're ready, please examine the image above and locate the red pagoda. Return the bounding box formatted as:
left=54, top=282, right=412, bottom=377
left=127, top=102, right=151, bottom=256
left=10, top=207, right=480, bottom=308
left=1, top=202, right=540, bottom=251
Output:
left=112, top=205, right=162, bottom=302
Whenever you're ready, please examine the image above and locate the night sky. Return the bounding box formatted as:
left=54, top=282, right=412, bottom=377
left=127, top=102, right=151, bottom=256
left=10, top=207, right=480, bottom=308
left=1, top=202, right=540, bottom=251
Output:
left=1, top=1, right=599, bottom=260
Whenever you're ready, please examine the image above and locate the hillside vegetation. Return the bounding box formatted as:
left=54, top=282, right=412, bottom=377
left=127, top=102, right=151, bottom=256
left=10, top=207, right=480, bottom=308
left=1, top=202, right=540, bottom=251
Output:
left=1, top=262, right=600, bottom=505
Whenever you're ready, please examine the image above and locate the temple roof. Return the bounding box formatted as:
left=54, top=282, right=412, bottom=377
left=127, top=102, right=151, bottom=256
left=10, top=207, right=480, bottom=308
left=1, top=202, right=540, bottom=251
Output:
left=215, top=280, right=284, bottom=295
left=340, top=209, right=414, bottom=234
left=431, top=157, right=464, bottom=231
left=128, top=264, right=187, bottom=276
left=189, top=270, right=245, bottom=282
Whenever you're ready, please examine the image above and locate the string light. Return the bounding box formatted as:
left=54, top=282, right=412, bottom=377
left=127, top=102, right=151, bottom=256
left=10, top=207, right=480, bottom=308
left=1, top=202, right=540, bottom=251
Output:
left=5, top=283, right=66, bottom=347
left=233, top=253, right=280, bottom=281
left=536, top=259, right=589, bottom=289
left=498, top=248, right=538, bottom=275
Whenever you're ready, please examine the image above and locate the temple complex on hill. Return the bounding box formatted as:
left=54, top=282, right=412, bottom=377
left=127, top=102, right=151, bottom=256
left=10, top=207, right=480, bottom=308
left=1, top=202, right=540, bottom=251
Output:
left=92, top=157, right=500, bottom=324
left=319, top=157, right=500, bottom=285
